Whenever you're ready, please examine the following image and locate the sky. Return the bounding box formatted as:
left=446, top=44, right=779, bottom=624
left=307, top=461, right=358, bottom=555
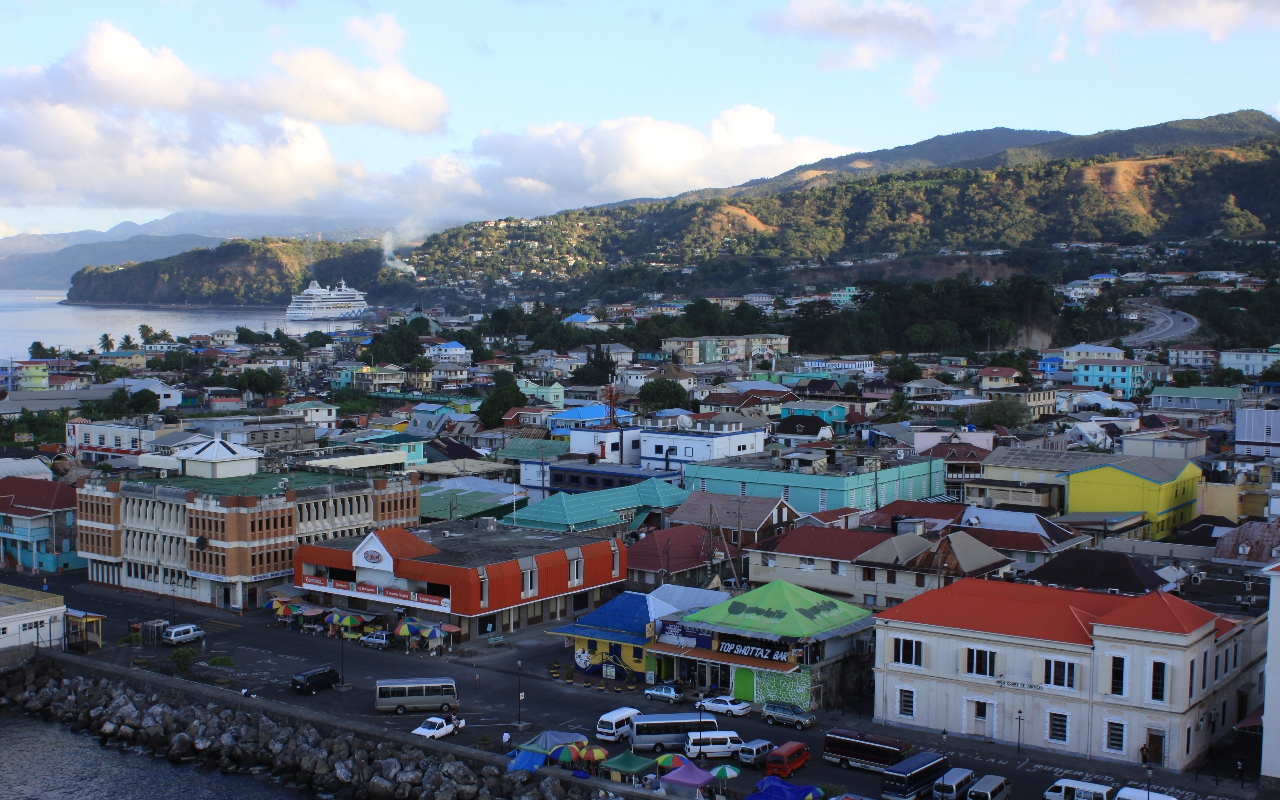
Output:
left=0, top=0, right=1278, bottom=237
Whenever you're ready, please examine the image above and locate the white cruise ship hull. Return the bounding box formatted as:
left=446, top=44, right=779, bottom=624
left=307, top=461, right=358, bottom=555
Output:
left=286, top=279, right=369, bottom=321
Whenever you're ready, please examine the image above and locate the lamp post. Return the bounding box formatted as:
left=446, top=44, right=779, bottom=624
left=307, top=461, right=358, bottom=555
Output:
left=1015, top=710, right=1024, bottom=754
left=941, top=729, right=947, bottom=751
left=517, top=659, right=524, bottom=726
left=1146, top=766, right=1152, bottom=800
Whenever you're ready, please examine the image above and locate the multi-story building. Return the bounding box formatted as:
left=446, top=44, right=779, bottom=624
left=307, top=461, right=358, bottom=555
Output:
left=1061, top=343, right=1126, bottom=366
left=66, top=419, right=176, bottom=464
left=875, top=579, right=1265, bottom=771
left=294, top=520, right=624, bottom=641
left=1072, top=359, right=1153, bottom=399
left=354, top=365, right=406, bottom=392
left=685, top=448, right=946, bottom=514
left=282, top=401, right=340, bottom=429
left=982, top=385, right=1058, bottom=420
left=1150, top=387, right=1241, bottom=413
left=977, top=367, right=1020, bottom=390
left=427, top=341, right=473, bottom=366
left=638, top=413, right=767, bottom=476
left=0, top=476, right=83, bottom=572
left=1236, top=408, right=1280, bottom=458
left=1167, top=344, right=1217, bottom=371
left=515, top=379, right=565, bottom=409
left=1220, top=346, right=1280, bottom=376
left=660, top=335, right=790, bottom=365
left=1063, top=455, right=1202, bottom=538
left=77, top=447, right=420, bottom=610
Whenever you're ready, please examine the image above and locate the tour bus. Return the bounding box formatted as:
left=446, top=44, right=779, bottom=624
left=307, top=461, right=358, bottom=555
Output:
left=882, top=752, right=949, bottom=800
left=823, top=728, right=915, bottom=772
left=374, top=677, right=459, bottom=714
left=596, top=707, right=640, bottom=742
left=630, top=713, right=719, bottom=753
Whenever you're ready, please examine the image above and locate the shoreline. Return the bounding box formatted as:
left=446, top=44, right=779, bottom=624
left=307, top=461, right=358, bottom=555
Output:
left=59, top=299, right=290, bottom=311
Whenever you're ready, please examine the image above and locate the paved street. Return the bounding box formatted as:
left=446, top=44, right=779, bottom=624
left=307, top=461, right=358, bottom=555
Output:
left=5, top=567, right=1263, bottom=800
left=1122, top=300, right=1200, bottom=345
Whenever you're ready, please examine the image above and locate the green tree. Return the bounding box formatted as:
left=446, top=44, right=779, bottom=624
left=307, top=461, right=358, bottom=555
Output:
left=1207, top=366, right=1247, bottom=386
left=478, top=383, right=527, bottom=429
left=128, top=389, right=160, bottom=414
left=571, top=344, right=616, bottom=385
left=903, top=324, right=934, bottom=352
left=138, top=324, right=155, bottom=344
left=27, top=342, right=56, bottom=359
left=879, top=392, right=911, bottom=422
left=235, top=326, right=273, bottom=345
left=971, top=396, right=1031, bottom=429
left=1172, top=370, right=1202, bottom=388
left=118, top=334, right=138, bottom=350
left=98, top=333, right=115, bottom=352
left=637, top=378, right=688, bottom=413
left=409, top=356, right=434, bottom=373
left=302, top=330, right=334, bottom=347
left=169, top=647, right=197, bottom=673
left=885, top=357, right=922, bottom=383
left=1257, top=362, right=1280, bottom=383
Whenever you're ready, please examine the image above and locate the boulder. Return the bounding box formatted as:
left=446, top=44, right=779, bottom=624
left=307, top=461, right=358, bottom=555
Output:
left=369, top=776, right=398, bottom=799
left=442, top=762, right=477, bottom=785
left=396, top=770, right=424, bottom=786
left=168, top=732, right=195, bottom=760
left=335, top=760, right=355, bottom=784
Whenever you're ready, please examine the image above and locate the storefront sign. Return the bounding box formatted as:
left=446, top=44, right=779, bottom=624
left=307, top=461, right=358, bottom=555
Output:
left=303, top=575, right=327, bottom=587
left=718, top=639, right=791, bottom=662
left=383, top=587, right=411, bottom=601
left=355, top=583, right=379, bottom=596
left=415, top=593, right=449, bottom=609
left=332, top=580, right=351, bottom=591
left=187, top=570, right=229, bottom=583
left=603, top=665, right=616, bottom=680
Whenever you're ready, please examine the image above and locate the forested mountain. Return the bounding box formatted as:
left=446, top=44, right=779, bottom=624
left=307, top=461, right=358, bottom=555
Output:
left=65, top=239, right=397, bottom=306
left=0, top=234, right=224, bottom=290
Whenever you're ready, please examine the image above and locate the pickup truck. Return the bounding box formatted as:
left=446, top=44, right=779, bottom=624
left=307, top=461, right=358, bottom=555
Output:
left=412, top=716, right=465, bottom=740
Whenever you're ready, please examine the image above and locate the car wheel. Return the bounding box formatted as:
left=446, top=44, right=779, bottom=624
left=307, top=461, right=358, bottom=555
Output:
left=668, top=698, right=675, bottom=705
left=765, top=717, right=775, bottom=725
left=841, top=760, right=851, bottom=770
left=396, top=705, right=406, bottom=715
left=795, top=721, right=804, bottom=731
left=440, top=703, right=451, bottom=713
left=311, top=689, right=317, bottom=695
left=653, top=743, right=665, bottom=754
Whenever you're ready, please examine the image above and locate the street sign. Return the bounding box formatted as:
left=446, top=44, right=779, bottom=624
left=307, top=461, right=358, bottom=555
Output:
left=519, top=692, right=525, bottom=701
left=603, top=665, right=616, bottom=680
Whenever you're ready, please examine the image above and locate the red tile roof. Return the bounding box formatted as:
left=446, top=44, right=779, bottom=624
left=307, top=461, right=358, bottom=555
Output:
left=978, top=367, right=1019, bottom=378
left=861, top=501, right=965, bottom=530
left=0, top=476, right=76, bottom=517
left=802, top=507, right=861, bottom=523
left=877, top=579, right=1219, bottom=645
left=626, top=525, right=735, bottom=573
left=373, top=528, right=440, bottom=560
left=747, top=525, right=890, bottom=560
left=962, top=528, right=1056, bottom=553
left=917, top=443, right=992, bottom=461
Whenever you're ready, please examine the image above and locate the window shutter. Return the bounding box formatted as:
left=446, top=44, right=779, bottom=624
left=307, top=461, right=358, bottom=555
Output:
left=960, top=648, right=970, bottom=674
left=1033, top=658, right=1045, bottom=686
left=917, top=640, right=926, bottom=668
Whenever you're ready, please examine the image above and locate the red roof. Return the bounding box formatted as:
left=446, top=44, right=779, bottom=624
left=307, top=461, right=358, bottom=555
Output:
left=803, top=507, right=860, bottom=523
left=626, top=525, right=735, bottom=573
left=962, top=528, right=1056, bottom=553
left=877, top=579, right=1219, bottom=645
left=373, top=528, right=440, bottom=560
left=978, top=367, right=1019, bottom=378
left=917, top=443, right=992, bottom=461
left=861, top=500, right=965, bottom=530
left=0, top=476, right=76, bottom=517
left=748, top=525, right=890, bottom=560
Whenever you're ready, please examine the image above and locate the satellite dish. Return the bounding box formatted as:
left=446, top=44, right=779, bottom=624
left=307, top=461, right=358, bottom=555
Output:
left=677, top=415, right=693, bottom=429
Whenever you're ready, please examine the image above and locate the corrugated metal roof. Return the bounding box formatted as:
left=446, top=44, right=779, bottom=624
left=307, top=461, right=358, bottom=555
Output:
left=503, top=478, right=689, bottom=531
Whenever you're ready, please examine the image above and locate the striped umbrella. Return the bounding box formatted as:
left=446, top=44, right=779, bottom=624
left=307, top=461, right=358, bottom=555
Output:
left=268, top=598, right=294, bottom=612
left=394, top=619, right=429, bottom=636
left=325, top=612, right=367, bottom=627
left=438, top=623, right=462, bottom=633
left=654, top=753, right=689, bottom=769
left=275, top=604, right=301, bottom=617
left=578, top=745, right=608, bottom=762
left=708, top=764, right=740, bottom=780
left=547, top=744, right=580, bottom=764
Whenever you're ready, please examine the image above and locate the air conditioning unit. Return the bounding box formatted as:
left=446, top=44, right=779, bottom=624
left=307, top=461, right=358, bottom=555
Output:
left=1235, top=596, right=1252, bottom=606
left=1191, top=572, right=1206, bottom=584
left=1244, top=582, right=1253, bottom=592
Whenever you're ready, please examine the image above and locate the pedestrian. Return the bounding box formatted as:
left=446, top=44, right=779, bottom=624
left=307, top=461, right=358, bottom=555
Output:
left=42, top=579, right=48, bottom=592
left=1238, top=760, right=1245, bottom=787
left=502, top=731, right=511, bottom=749
left=475, top=674, right=481, bottom=690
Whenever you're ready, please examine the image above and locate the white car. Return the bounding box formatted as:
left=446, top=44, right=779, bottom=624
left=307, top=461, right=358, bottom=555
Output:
left=695, top=696, right=751, bottom=716
left=412, top=716, right=464, bottom=740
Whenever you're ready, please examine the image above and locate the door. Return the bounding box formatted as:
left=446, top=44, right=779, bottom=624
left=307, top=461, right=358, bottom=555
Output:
left=972, top=700, right=990, bottom=738
left=1145, top=731, right=1165, bottom=766
left=220, top=586, right=231, bottom=608
left=246, top=587, right=257, bottom=611
left=733, top=668, right=755, bottom=703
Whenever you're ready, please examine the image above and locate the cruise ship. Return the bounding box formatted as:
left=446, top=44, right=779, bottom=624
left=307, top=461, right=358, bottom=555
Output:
left=286, top=279, right=369, bottom=321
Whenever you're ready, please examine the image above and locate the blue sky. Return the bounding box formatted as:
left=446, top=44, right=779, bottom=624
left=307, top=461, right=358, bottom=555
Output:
left=0, top=0, right=1277, bottom=236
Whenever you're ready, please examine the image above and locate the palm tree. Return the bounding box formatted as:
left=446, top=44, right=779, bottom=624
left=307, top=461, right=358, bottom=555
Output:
left=880, top=391, right=911, bottom=423
left=98, top=333, right=115, bottom=352
left=119, top=334, right=137, bottom=350
left=156, top=329, right=173, bottom=343
left=138, top=324, right=154, bottom=344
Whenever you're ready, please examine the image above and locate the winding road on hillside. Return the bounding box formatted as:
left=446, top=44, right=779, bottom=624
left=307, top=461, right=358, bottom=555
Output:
left=1120, top=298, right=1200, bottom=345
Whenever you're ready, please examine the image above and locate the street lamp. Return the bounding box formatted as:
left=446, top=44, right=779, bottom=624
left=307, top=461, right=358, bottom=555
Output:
left=1015, top=710, right=1024, bottom=754
left=1146, top=766, right=1152, bottom=800
left=517, top=659, right=523, bottom=726
left=941, top=730, right=947, bottom=750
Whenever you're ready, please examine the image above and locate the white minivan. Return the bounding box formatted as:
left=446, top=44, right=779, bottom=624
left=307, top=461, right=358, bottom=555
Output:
left=685, top=730, right=745, bottom=759
left=597, top=707, right=640, bottom=742
left=1044, top=780, right=1119, bottom=800
left=161, top=624, right=205, bottom=645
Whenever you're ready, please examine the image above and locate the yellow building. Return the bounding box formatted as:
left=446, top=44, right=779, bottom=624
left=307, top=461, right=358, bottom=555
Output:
left=1064, top=457, right=1202, bottom=539
left=548, top=591, right=669, bottom=681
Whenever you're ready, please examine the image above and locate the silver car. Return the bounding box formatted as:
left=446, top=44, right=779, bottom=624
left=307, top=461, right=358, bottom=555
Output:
left=761, top=702, right=815, bottom=729
left=644, top=684, right=685, bottom=704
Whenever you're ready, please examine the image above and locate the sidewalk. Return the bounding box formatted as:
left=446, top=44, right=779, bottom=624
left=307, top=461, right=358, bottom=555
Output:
left=831, top=710, right=1261, bottom=800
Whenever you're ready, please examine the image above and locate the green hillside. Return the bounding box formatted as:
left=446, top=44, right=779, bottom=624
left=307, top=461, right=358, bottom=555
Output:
left=66, top=238, right=397, bottom=306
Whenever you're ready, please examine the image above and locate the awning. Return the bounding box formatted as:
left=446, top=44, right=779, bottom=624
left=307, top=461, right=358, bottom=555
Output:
left=647, top=642, right=798, bottom=673
left=810, top=616, right=876, bottom=641
left=1234, top=705, right=1263, bottom=731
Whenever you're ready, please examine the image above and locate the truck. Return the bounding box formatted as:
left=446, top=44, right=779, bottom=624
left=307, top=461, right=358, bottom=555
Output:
left=412, top=716, right=465, bottom=740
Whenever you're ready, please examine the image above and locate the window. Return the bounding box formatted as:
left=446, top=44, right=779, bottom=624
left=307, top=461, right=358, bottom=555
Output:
left=782, top=486, right=790, bottom=502
left=974, top=701, right=987, bottom=720
left=967, top=648, right=997, bottom=677
left=761, top=553, right=776, bottom=567
left=1105, top=721, right=1125, bottom=752
left=862, top=567, right=875, bottom=581
left=799, top=557, right=815, bottom=572
left=521, top=567, right=538, bottom=598
left=1151, top=661, right=1167, bottom=702
left=568, top=558, right=584, bottom=587
left=831, top=561, right=845, bottom=576
left=1044, top=660, right=1076, bottom=689
left=738, top=482, right=747, bottom=496
left=863, top=594, right=876, bottom=605
left=1111, top=656, right=1126, bottom=695
left=683, top=447, right=693, bottom=457
left=631, top=440, right=639, bottom=449
left=1048, top=712, right=1068, bottom=743
left=1215, top=654, right=1219, bottom=681
left=886, top=570, right=897, bottom=584
left=898, top=688, right=915, bottom=717
left=699, top=478, right=706, bottom=492
left=654, top=445, right=663, bottom=455
left=893, top=638, right=923, bottom=667
left=915, top=573, right=925, bottom=588
left=1189, top=660, right=1195, bottom=699
left=1234, top=642, right=1239, bottom=670
left=632, top=647, right=643, bottom=661
left=1202, top=652, right=1208, bottom=689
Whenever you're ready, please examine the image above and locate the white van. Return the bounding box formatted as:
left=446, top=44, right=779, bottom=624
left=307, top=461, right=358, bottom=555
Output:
left=685, top=730, right=745, bottom=759
left=161, top=624, right=205, bottom=645
left=1117, top=788, right=1177, bottom=800
left=1044, top=780, right=1119, bottom=800
left=934, top=768, right=975, bottom=800
left=597, top=707, right=640, bottom=741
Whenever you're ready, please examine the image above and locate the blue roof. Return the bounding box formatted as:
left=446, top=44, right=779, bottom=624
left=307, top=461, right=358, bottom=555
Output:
left=549, top=591, right=678, bottom=643
left=413, top=403, right=447, bottom=412
left=562, top=313, right=596, bottom=323
left=549, top=405, right=635, bottom=421
left=549, top=624, right=650, bottom=647
left=438, top=341, right=466, bottom=349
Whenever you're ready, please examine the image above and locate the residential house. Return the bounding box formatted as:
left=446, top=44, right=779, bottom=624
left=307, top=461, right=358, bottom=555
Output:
left=1024, top=549, right=1165, bottom=594
left=746, top=526, right=891, bottom=596
left=1233, top=408, right=1280, bottom=457
left=775, top=415, right=833, bottom=447
left=547, top=461, right=680, bottom=494
left=282, top=401, right=340, bottom=429
left=515, top=379, right=565, bottom=409
left=427, top=341, right=473, bottom=366
left=1061, top=342, right=1126, bottom=365
left=624, top=524, right=739, bottom=587
left=1072, top=359, right=1153, bottom=399
left=1063, top=456, right=1203, bottom=538
left=983, top=384, right=1058, bottom=420
left=850, top=532, right=1011, bottom=609
left=875, top=579, right=1265, bottom=771
left=660, top=334, right=790, bottom=365
left=948, top=506, right=1091, bottom=571
left=1218, top=346, right=1280, bottom=376
left=668, top=492, right=798, bottom=547
left=917, top=442, right=991, bottom=499
left=98, top=351, right=147, bottom=371
left=503, top=478, right=690, bottom=538
left=977, top=367, right=1020, bottom=390
left=780, top=401, right=849, bottom=434
left=638, top=412, right=767, bottom=476
left=430, top=364, right=469, bottom=387
left=548, top=405, right=636, bottom=432
left=354, top=365, right=406, bottom=393
left=1151, top=387, right=1241, bottom=413
left=1168, top=345, right=1217, bottom=371
left=0, top=477, right=82, bottom=572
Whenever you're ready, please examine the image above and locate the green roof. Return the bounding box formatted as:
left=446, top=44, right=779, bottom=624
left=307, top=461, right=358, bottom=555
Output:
left=504, top=478, right=689, bottom=532
left=1150, top=387, right=1242, bottom=399
left=419, top=488, right=526, bottom=521
left=494, top=439, right=570, bottom=460
left=683, top=580, right=870, bottom=639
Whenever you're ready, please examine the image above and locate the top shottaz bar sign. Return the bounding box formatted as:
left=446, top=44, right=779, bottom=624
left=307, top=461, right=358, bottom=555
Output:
left=299, top=575, right=450, bottom=611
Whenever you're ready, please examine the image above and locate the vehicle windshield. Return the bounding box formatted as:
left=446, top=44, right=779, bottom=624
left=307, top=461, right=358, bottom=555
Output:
left=937, top=786, right=954, bottom=794
left=293, top=674, right=306, bottom=682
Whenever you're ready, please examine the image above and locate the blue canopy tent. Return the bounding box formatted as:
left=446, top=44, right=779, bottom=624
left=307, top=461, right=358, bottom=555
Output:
left=508, top=749, right=546, bottom=773
left=746, top=776, right=824, bottom=800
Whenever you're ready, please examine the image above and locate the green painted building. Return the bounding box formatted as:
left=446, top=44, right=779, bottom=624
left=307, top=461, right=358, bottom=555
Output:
left=684, top=451, right=946, bottom=513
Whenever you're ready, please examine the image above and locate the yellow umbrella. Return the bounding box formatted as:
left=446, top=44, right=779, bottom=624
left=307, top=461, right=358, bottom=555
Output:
left=579, top=745, right=609, bottom=762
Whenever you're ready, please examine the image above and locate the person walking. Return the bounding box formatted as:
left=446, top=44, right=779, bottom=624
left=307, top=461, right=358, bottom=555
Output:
left=502, top=731, right=511, bottom=749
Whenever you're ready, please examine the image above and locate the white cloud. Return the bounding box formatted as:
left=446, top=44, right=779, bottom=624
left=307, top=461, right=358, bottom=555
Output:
left=766, top=0, right=1027, bottom=105
left=0, top=23, right=847, bottom=228
left=1053, top=0, right=1280, bottom=56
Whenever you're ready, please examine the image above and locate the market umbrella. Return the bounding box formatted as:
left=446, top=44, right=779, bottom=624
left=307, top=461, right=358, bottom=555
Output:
left=268, top=598, right=295, bottom=613
left=708, top=765, right=740, bottom=781
left=547, top=744, right=580, bottom=764
left=578, top=745, right=608, bottom=762
left=325, top=612, right=367, bottom=627
left=654, top=753, right=690, bottom=769
left=600, top=750, right=657, bottom=777
left=297, top=606, right=326, bottom=617
left=438, top=623, right=462, bottom=633
left=394, top=619, right=430, bottom=636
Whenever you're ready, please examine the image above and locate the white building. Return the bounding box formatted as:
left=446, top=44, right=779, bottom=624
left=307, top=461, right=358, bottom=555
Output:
left=66, top=420, right=162, bottom=463
left=103, top=378, right=182, bottom=410
left=427, top=341, right=473, bottom=366
left=282, top=401, right=340, bottom=429
left=0, top=582, right=65, bottom=651
left=875, top=579, right=1265, bottom=772
left=638, top=413, right=766, bottom=476
left=1061, top=343, right=1126, bottom=366
left=1219, top=347, right=1280, bottom=377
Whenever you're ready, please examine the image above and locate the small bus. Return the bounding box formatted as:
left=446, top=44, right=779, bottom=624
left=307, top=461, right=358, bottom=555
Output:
left=374, top=677, right=459, bottom=714
left=596, top=707, right=640, bottom=741
left=630, top=713, right=719, bottom=753
left=823, top=728, right=915, bottom=772
left=882, top=752, right=949, bottom=800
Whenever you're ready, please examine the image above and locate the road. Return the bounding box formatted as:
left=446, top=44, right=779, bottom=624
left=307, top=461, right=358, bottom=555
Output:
left=1121, top=300, right=1200, bottom=345
left=6, top=568, right=1261, bottom=800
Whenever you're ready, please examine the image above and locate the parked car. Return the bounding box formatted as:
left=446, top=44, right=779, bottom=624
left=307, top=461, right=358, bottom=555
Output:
left=292, top=667, right=341, bottom=695
left=412, top=716, right=464, bottom=740
left=933, top=768, right=975, bottom=800
left=761, top=702, right=815, bottom=730
left=696, top=696, right=751, bottom=716
left=359, top=631, right=394, bottom=650
left=738, top=739, right=774, bottom=768
left=644, top=684, right=685, bottom=704
left=161, top=624, right=205, bottom=645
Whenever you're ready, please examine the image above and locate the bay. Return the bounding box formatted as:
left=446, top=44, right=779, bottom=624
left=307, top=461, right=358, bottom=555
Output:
left=0, top=290, right=363, bottom=359
left=0, top=713, right=294, bottom=800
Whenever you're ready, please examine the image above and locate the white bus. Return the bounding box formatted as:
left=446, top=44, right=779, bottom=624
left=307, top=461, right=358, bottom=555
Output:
left=630, top=713, right=718, bottom=753
left=597, top=707, right=640, bottom=741
left=374, top=677, right=459, bottom=714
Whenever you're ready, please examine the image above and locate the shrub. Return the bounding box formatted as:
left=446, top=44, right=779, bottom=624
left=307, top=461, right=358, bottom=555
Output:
left=169, top=647, right=197, bottom=672
left=207, top=656, right=235, bottom=668
left=117, top=632, right=142, bottom=645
